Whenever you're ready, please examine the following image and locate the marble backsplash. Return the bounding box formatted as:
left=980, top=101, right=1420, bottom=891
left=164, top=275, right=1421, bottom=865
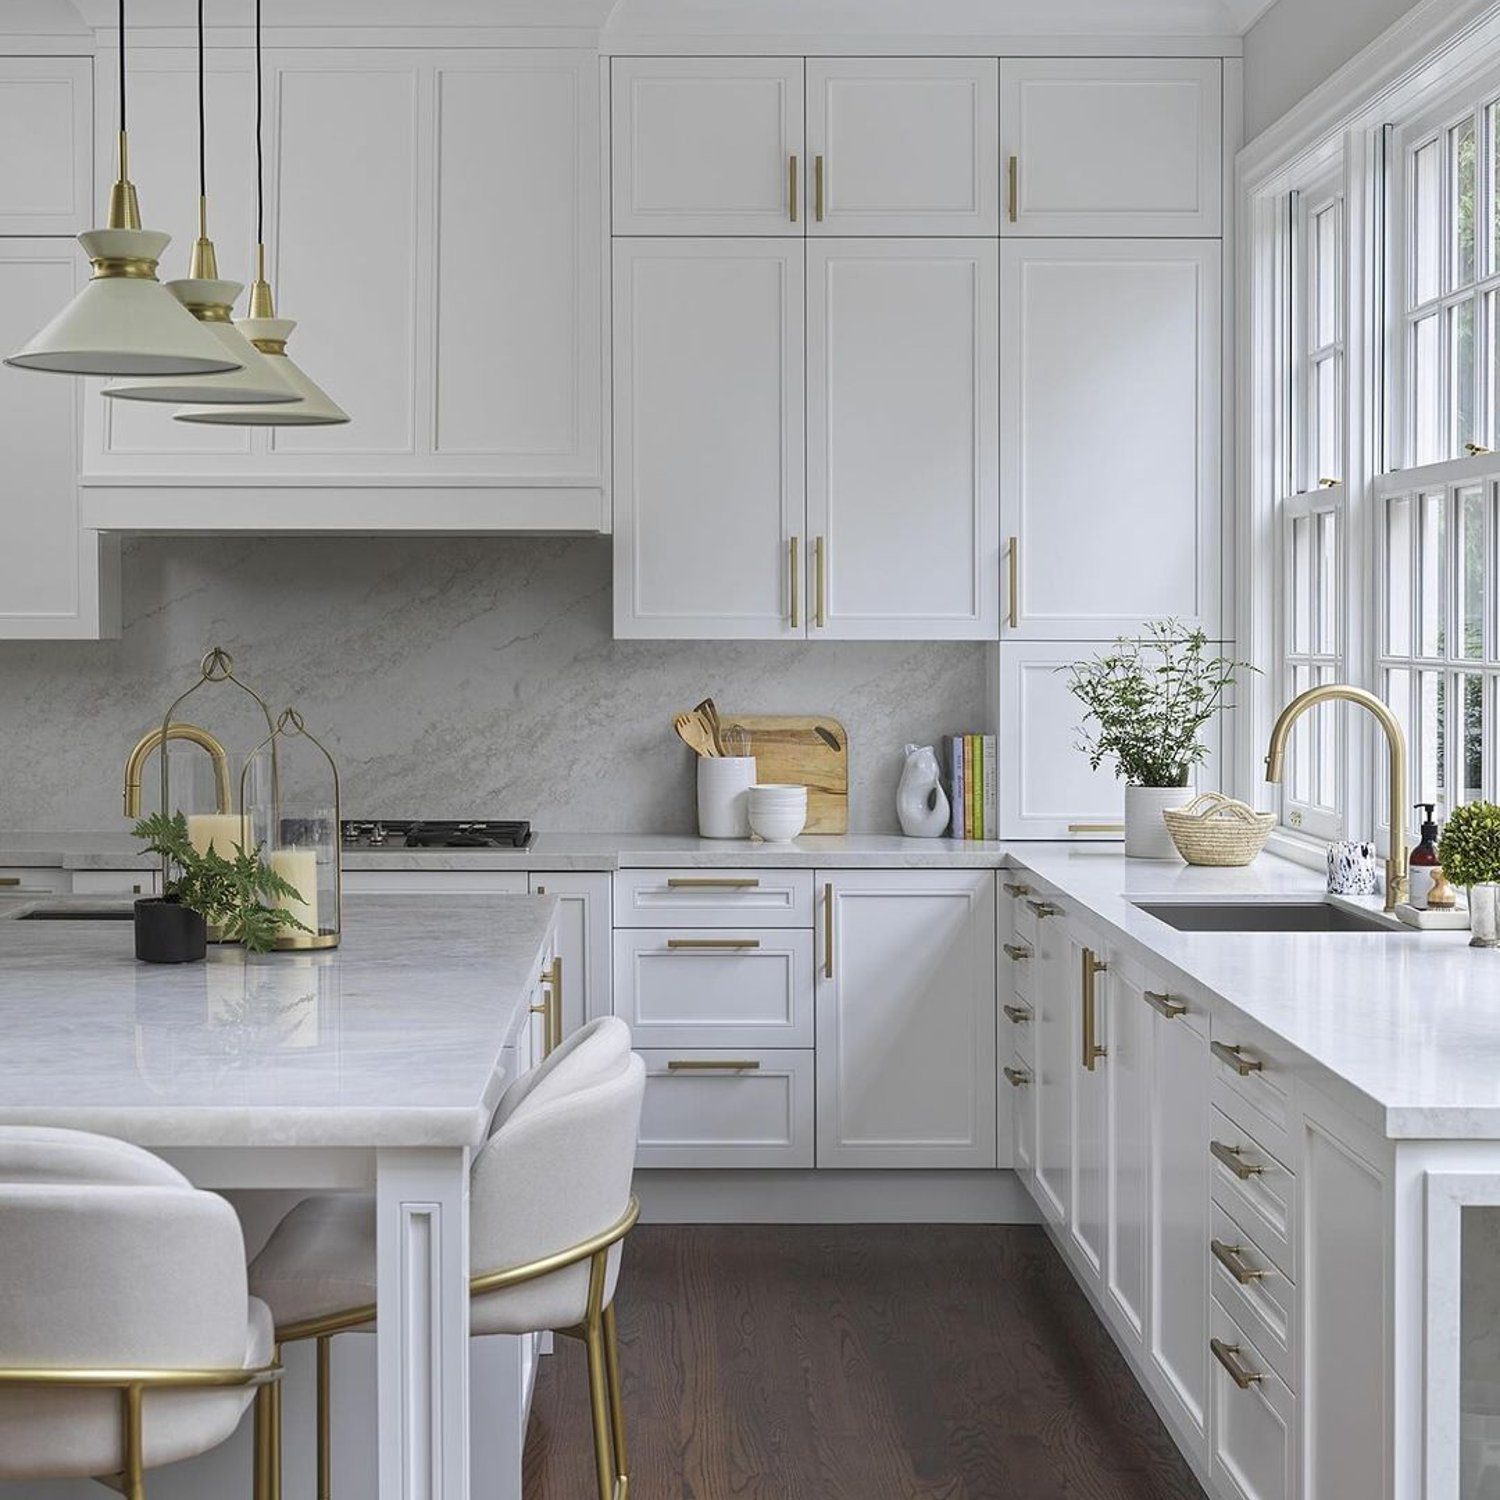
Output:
left=0, top=536, right=988, bottom=835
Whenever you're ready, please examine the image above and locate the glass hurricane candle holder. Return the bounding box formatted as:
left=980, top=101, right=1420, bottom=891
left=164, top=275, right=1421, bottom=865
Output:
left=241, top=708, right=342, bottom=951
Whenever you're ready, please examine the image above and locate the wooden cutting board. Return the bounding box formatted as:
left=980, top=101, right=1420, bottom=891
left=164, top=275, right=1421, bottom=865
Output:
left=722, top=714, right=849, bottom=834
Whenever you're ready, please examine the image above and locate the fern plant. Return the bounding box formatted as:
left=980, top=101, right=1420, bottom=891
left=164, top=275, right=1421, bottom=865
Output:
left=132, top=812, right=312, bottom=954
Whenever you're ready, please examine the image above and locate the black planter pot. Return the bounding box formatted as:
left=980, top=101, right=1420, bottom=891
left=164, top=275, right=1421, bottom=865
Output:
left=134, top=897, right=207, bottom=964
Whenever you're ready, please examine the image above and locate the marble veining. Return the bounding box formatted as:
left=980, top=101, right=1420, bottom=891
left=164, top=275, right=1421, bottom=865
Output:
left=0, top=894, right=557, bottom=1148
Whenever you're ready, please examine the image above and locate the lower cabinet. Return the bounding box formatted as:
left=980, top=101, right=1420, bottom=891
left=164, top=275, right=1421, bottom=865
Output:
left=529, top=871, right=612, bottom=1035
left=1209, top=1300, right=1296, bottom=1500
left=1031, top=892, right=1071, bottom=1223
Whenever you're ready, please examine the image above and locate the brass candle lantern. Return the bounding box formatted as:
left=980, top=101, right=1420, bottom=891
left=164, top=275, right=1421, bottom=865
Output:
left=241, top=709, right=342, bottom=951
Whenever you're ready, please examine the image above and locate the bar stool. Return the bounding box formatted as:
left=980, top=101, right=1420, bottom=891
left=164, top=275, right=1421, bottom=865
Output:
left=0, top=1126, right=282, bottom=1500
left=251, top=1016, right=645, bottom=1500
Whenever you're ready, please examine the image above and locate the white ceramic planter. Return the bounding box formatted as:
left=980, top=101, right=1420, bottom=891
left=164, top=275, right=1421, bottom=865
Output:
left=1124, top=784, right=1194, bottom=859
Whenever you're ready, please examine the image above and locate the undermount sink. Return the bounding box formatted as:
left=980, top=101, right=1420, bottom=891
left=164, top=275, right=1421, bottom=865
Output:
left=1135, top=900, right=1397, bottom=934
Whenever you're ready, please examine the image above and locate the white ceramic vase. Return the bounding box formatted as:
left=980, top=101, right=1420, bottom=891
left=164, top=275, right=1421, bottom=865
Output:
left=896, top=744, right=951, bottom=838
left=1124, top=784, right=1194, bottom=859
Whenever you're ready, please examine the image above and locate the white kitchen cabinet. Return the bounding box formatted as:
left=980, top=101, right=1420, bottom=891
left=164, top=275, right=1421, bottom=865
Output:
left=81, top=48, right=603, bottom=523
left=804, top=59, right=998, bottom=236
left=1000, top=58, right=1221, bottom=237
left=999, top=238, right=1221, bottom=641
left=612, top=238, right=804, bottom=639
left=70, top=870, right=160, bottom=897
left=815, top=870, right=996, bottom=1169
left=529, top=872, right=612, bottom=1036
left=611, top=57, right=803, bottom=235
left=0, top=241, right=118, bottom=641
left=1105, top=955, right=1153, bottom=1355
left=1069, top=924, right=1108, bottom=1284
left=805, top=239, right=998, bottom=639
left=1209, top=1301, right=1296, bottom=1500
left=0, top=56, right=92, bottom=235
left=1030, top=892, right=1071, bottom=1224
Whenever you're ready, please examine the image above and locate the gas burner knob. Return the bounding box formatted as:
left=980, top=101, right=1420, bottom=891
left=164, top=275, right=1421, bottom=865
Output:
left=368, top=822, right=388, bottom=846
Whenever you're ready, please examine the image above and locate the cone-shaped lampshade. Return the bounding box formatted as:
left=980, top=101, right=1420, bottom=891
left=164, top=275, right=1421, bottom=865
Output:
left=102, top=279, right=297, bottom=403
left=175, top=316, right=348, bottom=426
left=5, top=227, right=243, bottom=379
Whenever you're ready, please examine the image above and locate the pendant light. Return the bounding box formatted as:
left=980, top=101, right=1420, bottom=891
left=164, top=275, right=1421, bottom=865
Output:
left=175, top=0, right=347, bottom=427
left=4, top=0, right=241, bottom=378
left=103, top=0, right=295, bottom=405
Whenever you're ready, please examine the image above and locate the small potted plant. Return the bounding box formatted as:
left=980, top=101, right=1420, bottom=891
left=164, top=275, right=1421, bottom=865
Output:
left=1438, top=801, right=1500, bottom=947
left=1065, top=622, right=1255, bottom=859
left=131, top=812, right=311, bottom=963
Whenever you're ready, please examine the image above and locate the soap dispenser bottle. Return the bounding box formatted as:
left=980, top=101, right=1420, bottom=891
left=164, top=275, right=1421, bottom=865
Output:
left=1409, top=803, right=1441, bottom=908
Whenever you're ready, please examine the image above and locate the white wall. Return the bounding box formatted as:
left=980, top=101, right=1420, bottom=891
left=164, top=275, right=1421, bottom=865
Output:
left=1243, top=0, right=1424, bottom=137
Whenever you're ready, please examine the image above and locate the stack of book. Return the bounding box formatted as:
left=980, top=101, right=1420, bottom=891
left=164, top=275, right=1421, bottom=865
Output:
left=947, top=733, right=996, bottom=840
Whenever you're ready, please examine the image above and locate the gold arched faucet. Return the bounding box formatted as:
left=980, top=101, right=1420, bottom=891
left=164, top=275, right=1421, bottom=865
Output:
left=1264, top=684, right=1408, bottom=912
left=123, top=723, right=232, bottom=819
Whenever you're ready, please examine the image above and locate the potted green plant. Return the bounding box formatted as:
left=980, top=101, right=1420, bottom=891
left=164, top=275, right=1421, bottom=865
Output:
left=1064, top=622, right=1255, bottom=859
left=131, top=812, right=311, bottom=963
left=1437, top=801, right=1500, bottom=947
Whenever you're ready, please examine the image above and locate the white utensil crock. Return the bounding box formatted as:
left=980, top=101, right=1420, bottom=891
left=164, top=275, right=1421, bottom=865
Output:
left=1124, top=784, right=1194, bottom=859
left=697, top=756, right=757, bottom=839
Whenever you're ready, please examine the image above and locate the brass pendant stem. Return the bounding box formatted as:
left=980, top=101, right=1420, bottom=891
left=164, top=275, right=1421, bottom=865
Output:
left=106, top=131, right=142, bottom=231
left=248, top=243, right=276, bottom=320
left=188, top=195, right=219, bottom=280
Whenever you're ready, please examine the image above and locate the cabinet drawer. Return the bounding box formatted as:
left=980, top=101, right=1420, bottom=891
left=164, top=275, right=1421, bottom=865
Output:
left=71, top=869, right=160, bottom=897
left=1210, top=1106, right=1296, bottom=1281
left=1210, top=1200, right=1296, bottom=1392
left=0, top=866, right=69, bottom=897
left=1210, top=1016, right=1295, bottom=1166
left=613, top=929, right=813, bottom=1047
left=614, top=869, right=813, bottom=928
left=1002, top=992, right=1034, bottom=1064
left=1209, top=1301, right=1296, bottom=1500
left=1004, top=1049, right=1034, bottom=1176
left=636, top=1049, right=814, bottom=1168
left=341, top=870, right=529, bottom=895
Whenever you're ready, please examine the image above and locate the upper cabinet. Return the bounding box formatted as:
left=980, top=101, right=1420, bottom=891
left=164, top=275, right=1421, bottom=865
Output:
left=805, top=59, right=998, bottom=235
left=0, top=57, right=92, bottom=236
left=611, top=57, right=803, bottom=235
left=1000, top=59, right=1221, bottom=237
left=81, top=48, right=603, bottom=527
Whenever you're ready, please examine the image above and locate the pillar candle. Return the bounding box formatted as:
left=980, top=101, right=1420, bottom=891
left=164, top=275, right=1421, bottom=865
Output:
left=269, top=847, right=320, bottom=939
left=186, top=812, right=247, bottom=859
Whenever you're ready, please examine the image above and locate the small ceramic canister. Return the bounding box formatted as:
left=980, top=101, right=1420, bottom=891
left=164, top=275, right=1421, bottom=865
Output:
left=1327, top=840, right=1379, bottom=896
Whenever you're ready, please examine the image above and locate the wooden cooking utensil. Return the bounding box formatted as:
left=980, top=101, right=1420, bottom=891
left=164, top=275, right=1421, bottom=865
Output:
left=693, top=698, right=726, bottom=755
left=672, top=712, right=719, bottom=757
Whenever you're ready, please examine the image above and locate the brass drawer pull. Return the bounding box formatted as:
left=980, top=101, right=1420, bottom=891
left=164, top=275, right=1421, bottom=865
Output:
left=1211, top=1041, right=1264, bottom=1076
left=666, top=877, right=760, bottom=889
left=1210, top=1337, right=1264, bottom=1389
left=1002, top=1065, right=1031, bottom=1088
left=1068, top=823, right=1125, bottom=834
left=1002, top=942, right=1032, bottom=961
left=666, top=938, right=761, bottom=950
left=1211, top=1238, right=1267, bottom=1285
left=1025, top=899, right=1060, bottom=918
left=824, top=881, right=834, bottom=980
left=1143, top=990, right=1189, bottom=1019
left=1006, top=535, right=1019, bottom=629
left=814, top=536, right=827, bottom=628
left=0, top=877, right=19, bottom=887
left=814, top=153, right=825, bottom=221
left=1002, top=881, right=1031, bottom=898
left=1210, top=1139, right=1264, bottom=1180
left=789, top=536, right=801, bottom=628
left=1081, top=947, right=1107, bottom=1071
left=1007, top=154, right=1018, bottom=222
left=789, top=154, right=798, bottom=222
left=667, top=1059, right=761, bottom=1072
left=1002, top=1002, right=1031, bottom=1024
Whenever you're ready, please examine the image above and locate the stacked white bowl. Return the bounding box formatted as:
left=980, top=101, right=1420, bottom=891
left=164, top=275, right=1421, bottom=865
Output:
left=748, top=783, right=808, bottom=843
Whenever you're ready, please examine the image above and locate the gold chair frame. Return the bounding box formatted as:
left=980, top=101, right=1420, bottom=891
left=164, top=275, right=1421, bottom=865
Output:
left=268, top=1195, right=639, bottom=1500
left=0, top=1360, right=282, bottom=1500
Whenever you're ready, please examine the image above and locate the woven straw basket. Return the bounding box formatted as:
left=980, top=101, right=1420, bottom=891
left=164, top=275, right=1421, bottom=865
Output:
left=1162, top=792, right=1276, bottom=867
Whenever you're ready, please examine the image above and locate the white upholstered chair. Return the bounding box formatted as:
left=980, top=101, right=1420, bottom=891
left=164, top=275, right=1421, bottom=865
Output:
left=0, top=1125, right=281, bottom=1500
left=251, top=1016, right=646, bottom=1500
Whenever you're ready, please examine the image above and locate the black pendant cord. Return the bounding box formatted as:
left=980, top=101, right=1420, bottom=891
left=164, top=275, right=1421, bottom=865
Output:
left=118, top=0, right=126, bottom=134
left=254, top=0, right=264, bottom=247
left=197, top=0, right=206, bottom=199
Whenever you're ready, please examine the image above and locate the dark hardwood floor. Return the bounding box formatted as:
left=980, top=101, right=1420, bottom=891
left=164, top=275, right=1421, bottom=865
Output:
left=521, top=1224, right=1207, bottom=1500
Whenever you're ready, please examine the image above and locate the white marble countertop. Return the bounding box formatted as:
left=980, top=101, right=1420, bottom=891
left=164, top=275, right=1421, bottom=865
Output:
left=0, top=893, right=557, bottom=1148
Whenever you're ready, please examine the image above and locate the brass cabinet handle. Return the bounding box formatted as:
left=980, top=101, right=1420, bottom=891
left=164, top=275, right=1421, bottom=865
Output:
left=531, top=956, right=563, bottom=1056
left=1068, top=823, right=1125, bottom=834
left=1002, top=881, right=1031, bottom=898
left=0, top=877, right=19, bottom=887
left=814, top=153, right=825, bottom=221
left=1210, top=1337, right=1264, bottom=1389
left=1002, top=1002, right=1031, bottom=1024
left=1210, top=1139, right=1264, bottom=1180
left=1081, top=947, right=1107, bottom=1071
left=1003, top=1065, right=1031, bottom=1088
left=814, top=536, right=826, bottom=627
left=789, top=535, right=800, bottom=628
left=667, top=1058, right=761, bottom=1071
left=1006, top=535, right=1019, bottom=630
left=823, top=881, right=834, bottom=979
left=1002, top=942, right=1031, bottom=961
left=1007, top=154, right=1018, bottom=222
left=1211, top=1040, right=1264, bottom=1076
left=789, top=154, right=798, bottom=222
left=1025, top=899, right=1060, bottom=918
left=666, top=877, right=760, bottom=889
left=1211, top=1238, right=1267, bottom=1285
left=1143, top=990, right=1189, bottom=1019
left=666, top=938, right=761, bottom=950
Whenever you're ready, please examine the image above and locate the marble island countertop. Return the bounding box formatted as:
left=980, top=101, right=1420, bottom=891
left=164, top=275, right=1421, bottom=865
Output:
left=0, top=893, right=557, bottom=1147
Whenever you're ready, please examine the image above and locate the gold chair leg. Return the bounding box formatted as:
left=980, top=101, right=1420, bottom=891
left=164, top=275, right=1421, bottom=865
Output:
left=121, top=1384, right=146, bottom=1500
left=602, top=1301, right=629, bottom=1497
left=317, top=1335, right=333, bottom=1500
left=270, top=1344, right=284, bottom=1500
left=253, top=1383, right=274, bottom=1500
left=583, top=1309, right=617, bottom=1500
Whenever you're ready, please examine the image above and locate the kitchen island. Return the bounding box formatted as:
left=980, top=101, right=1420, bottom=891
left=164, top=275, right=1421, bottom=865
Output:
left=0, top=893, right=560, bottom=1500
